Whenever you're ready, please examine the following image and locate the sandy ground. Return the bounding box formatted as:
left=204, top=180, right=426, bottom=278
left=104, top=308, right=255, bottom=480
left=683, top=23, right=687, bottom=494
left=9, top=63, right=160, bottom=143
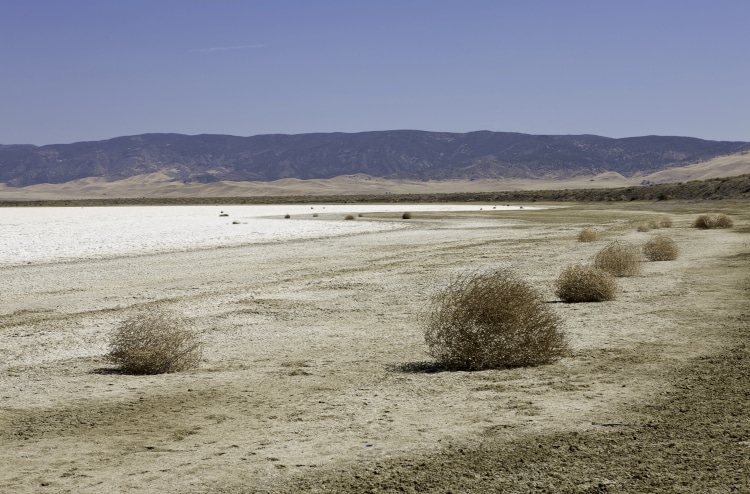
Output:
left=1, top=201, right=748, bottom=493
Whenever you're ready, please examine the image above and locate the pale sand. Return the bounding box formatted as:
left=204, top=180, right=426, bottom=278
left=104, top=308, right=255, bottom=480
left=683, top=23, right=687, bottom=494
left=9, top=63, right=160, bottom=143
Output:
left=0, top=202, right=748, bottom=492
left=1, top=152, right=748, bottom=200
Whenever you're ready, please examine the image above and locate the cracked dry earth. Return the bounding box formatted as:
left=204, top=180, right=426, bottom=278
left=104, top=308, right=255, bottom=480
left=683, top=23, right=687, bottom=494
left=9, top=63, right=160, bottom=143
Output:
left=1, top=202, right=748, bottom=493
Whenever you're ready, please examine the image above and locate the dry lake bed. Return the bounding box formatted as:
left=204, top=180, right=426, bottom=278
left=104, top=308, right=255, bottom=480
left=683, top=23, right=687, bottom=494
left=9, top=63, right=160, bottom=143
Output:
left=1, top=201, right=748, bottom=493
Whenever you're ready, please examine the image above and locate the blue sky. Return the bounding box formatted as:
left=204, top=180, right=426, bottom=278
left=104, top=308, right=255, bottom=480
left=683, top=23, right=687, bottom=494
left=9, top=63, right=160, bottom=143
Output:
left=2, top=0, right=748, bottom=145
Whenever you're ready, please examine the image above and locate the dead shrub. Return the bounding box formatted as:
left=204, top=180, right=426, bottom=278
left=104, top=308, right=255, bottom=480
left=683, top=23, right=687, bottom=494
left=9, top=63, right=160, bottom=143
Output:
left=344, top=214, right=355, bottom=220
left=594, top=240, right=642, bottom=277
left=636, top=224, right=651, bottom=233
left=423, top=270, right=568, bottom=370
left=107, top=309, right=203, bottom=375
left=555, top=264, right=617, bottom=302
left=643, top=235, right=679, bottom=261
left=577, top=227, right=598, bottom=242
left=693, top=213, right=733, bottom=229
left=659, top=217, right=673, bottom=228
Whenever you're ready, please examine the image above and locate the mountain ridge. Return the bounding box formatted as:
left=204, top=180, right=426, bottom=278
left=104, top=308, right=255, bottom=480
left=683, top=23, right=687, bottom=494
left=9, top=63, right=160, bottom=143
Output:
left=1, top=130, right=748, bottom=187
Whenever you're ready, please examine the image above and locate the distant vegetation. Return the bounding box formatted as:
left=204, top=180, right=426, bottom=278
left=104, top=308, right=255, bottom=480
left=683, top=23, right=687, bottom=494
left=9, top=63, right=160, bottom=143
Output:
left=659, top=217, right=673, bottom=228
left=693, top=213, right=734, bottom=229
left=1, top=131, right=746, bottom=186
left=635, top=215, right=673, bottom=232
left=577, top=228, right=599, bottom=242
left=2, top=174, right=749, bottom=207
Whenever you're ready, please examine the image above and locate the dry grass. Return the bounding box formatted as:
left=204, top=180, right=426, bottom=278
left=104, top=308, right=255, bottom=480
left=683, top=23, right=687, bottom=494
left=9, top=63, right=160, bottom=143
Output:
left=693, top=213, right=734, bottom=229
left=423, top=270, right=568, bottom=370
left=659, top=217, right=673, bottom=228
left=577, top=227, right=598, bottom=242
left=555, top=264, right=617, bottom=302
left=643, top=235, right=679, bottom=261
left=344, top=214, right=355, bottom=220
left=107, top=308, right=203, bottom=375
left=636, top=224, right=651, bottom=233
left=594, top=240, right=642, bottom=277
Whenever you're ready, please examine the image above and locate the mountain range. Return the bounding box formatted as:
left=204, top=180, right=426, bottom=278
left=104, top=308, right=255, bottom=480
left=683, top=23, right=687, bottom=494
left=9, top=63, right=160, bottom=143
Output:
left=1, top=131, right=748, bottom=188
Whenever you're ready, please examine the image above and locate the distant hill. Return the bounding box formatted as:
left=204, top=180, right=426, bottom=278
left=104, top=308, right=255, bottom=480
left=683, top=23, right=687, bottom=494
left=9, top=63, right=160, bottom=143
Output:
left=1, top=131, right=748, bottom=187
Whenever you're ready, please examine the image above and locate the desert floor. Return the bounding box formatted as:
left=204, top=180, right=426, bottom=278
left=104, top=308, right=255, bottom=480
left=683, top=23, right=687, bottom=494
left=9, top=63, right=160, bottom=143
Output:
left=1, top=200, right=748, bottom=493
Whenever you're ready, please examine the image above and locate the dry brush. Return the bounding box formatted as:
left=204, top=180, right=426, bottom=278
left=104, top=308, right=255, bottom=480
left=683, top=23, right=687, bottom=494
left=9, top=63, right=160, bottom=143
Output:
left=423, top=270, right=568, bottom=371
left=594, top=240, right=642, bottom=277
left=107, top=308, right=203, bottom=375
left=555, top=264, right=617, bottom=302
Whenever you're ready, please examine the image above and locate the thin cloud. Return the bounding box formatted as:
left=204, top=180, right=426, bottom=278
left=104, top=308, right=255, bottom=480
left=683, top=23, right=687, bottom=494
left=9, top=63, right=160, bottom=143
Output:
left=192, top=44, right=264, bottom=53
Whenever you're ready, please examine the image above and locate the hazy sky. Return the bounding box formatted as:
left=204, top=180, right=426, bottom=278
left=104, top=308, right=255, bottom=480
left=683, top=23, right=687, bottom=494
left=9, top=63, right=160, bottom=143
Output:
left=2, top=0, right=748, bottom=145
